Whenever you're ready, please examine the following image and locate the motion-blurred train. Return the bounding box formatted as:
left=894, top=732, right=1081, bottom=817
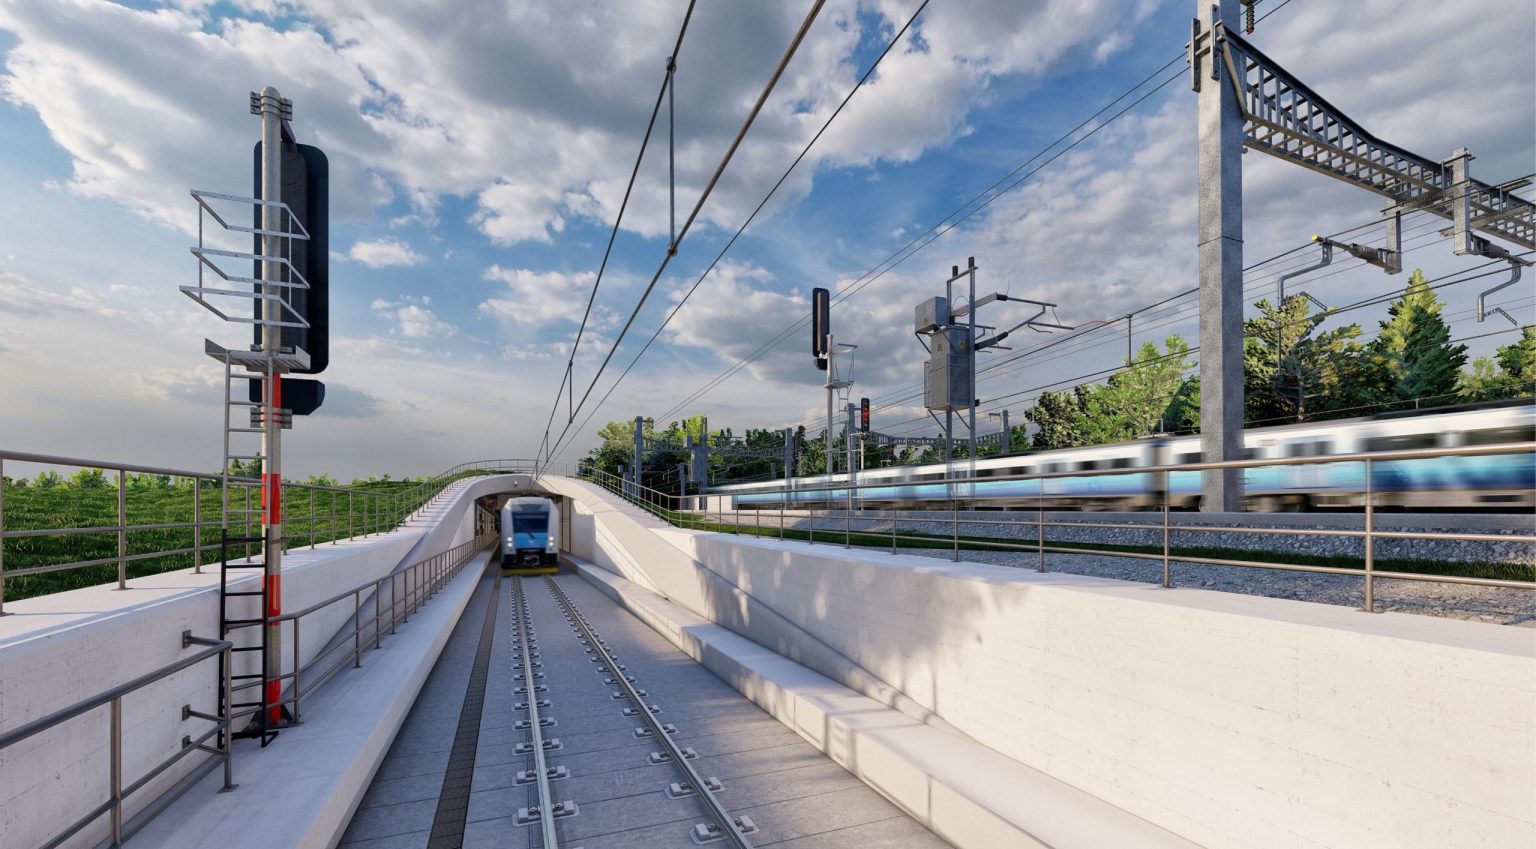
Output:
left=712, top=400, right=1536, bottom=512
left=501, top=496, right=560, bottom=573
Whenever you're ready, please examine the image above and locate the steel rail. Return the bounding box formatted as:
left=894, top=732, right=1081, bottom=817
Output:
left=513, top=576, right=562, bottom=848
left=544, top=575, right=755, bottom=848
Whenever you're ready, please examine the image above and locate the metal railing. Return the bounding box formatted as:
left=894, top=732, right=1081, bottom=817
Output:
left=572, top=443, right=1536, bottom=613
left=0, top=450, right=524, bottom=611
left=249, top=532, right=495, bottom=724
left=0, top=633, right=234, bottom=849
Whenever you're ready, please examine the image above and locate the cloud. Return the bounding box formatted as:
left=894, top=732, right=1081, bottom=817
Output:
left=369, top=295, right=455, bottom=338
left=480, top=266, right=600, bottom=327
left=0, top=0, right=1162, bottom=249
left=348, top=237, right=425, bottom=268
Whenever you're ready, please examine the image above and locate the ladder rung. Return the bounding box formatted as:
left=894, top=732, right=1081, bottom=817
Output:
left=224, top=618, right=265, bottom=627
left=227, top=454, right=263, bottom=461
left=227, top=400, right=261, bottom=407
left=228, top=427, right=264, bottom=434
left=230, top=646, right=265, bottom=653
left=222, top=536, right=265, bottom=545
left=225, top=590, right=265, bottom=597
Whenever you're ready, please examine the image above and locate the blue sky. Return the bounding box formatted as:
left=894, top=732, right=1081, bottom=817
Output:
left=0, top=0, right=1531, bottom=480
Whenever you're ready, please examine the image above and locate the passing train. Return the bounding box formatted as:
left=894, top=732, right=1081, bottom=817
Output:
left=712, top=400, right=1536, bottom=512
left=500, top=496, right=560, bottom=573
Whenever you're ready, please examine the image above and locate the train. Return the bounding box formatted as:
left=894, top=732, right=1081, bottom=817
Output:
left=500, top=496, right=560, bottom=573
left=711, top=400, right=1536, bottom=512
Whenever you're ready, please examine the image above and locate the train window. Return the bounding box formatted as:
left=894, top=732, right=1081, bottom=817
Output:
left=1045, top=462, right=1065, bottom=473
left=1286, top=440, right=1334, bottom=457
left=1241, top=448, right=1260, bottom=461
left=1177, top=451, right=1201, bottom=464
left=1464, top=426, right=1536, bottom=446
left=1076, top=460, right=1098, bottom=471
left=1363, top=434, right=1437, bottom=452
left=1110, top=457, right=1134, bottom=469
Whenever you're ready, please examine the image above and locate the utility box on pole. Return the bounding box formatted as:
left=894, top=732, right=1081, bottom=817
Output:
left=924, top=327, right=973, bottom=412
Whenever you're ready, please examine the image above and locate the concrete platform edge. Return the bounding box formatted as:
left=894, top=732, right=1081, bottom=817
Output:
left=129, top=551, right=491, bottom=849
left=567, top=554, right=1205, bottom=849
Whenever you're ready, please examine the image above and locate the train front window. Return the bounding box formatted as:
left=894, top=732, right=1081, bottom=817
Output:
left=512, top=513, right=548, bottom=535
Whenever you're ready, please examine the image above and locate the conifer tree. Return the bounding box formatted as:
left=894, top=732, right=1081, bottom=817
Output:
left=1371, top=269, right=1467, bottom=405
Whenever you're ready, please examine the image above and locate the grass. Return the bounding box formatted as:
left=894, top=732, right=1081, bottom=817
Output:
left=0, top=473, right=492, bottom=603
left=622, top=496, right=1533, bottom=583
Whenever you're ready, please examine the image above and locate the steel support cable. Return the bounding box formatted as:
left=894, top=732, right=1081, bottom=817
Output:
left=662, top=0, right=1370, bottom=425
left=541, top=0, right=932, bottom=463
left=790, top=219, right=1461, bottom=433
left=657, top=65, right=1190, bottom=422
left=879, top=263, right=1533, bottom=437
left=543, top=0, right=828, bottom=463
left=786, top=208, right=1454, bottom=430
left=535, top=1, right=700, bottom=472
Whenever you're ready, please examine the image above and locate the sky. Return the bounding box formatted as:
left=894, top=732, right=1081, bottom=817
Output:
left=0, top=0, right=1532, bottom=481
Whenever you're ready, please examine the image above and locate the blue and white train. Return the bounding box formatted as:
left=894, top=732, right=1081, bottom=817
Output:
left=501, top=496, right=560, bottom=573
left=712, top=400, right=1536, bottom=512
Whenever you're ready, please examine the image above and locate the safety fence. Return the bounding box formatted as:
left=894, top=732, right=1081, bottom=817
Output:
left=0, top=633, right=235, bottom=849
left=0, top=450, right=512, bottom=610
left=572, top=443, right=1536, bottom=613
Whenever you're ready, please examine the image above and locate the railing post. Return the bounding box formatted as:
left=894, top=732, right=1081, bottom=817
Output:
left=1162, top=470, right=1172, bottom=588
left=117, top=469, right=128, bottom=590
left=221, top=644, right=236, bottom=791
left=310, top=489, right=317, bottom=550
left=349, top=491, right=355, bottom=541
left=110, top=695, right=123, bottom=845
left=192, top=477, right=203, bottom=574
left=891, top=507, right=897, bottom=555
left=951, top=498, right=960, bottom=563
left=1, top=456, right=7, bottom=615
left=374, top=580, right=382, bottom=649
left=354, top=590, right=362, bottom=668
left=390, top=575, right=398, bottom=635
left=291, top=618, right=302, bottom=723
left=1363, top=458, right=1376, bottom=613
left=331, top=490, right=338, bottom=545
left=1036, top=481, right=1046, bottom=573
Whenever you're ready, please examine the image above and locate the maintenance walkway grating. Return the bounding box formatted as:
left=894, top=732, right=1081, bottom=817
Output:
left=339, top=566, right=950, bottom=848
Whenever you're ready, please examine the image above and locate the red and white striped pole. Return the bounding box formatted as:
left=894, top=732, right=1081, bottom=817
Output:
left=256, top=86, right=286, bottom=729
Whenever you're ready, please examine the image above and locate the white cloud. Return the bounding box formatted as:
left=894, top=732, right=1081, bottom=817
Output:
left=369, top=295, right=455, bottom=338
left=348, top=237, right=425, bottom=269
left=479, top=266, right=601, bottom=327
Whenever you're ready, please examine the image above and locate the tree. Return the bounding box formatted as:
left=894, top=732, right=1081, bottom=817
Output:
left=1371, top=269, right=1467, bottom=406
left=35, top=470, right=63, bottom=489
left=71, top=468, right=108, bottom=489
left=1244, top=295, right=1369, bottom=424
left=1459, top=325, right=1536, bottom=401
left=1081, top=334, right=1194, bottom=443
left=1028, top=386, right=1093, bottom=450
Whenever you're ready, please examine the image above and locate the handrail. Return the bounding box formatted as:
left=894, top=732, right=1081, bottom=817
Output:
left=0, top=634, right=235, bottom=849
left=570, top=441, right=1536, bottom=614
left=0, top=452, right=525, bottom=610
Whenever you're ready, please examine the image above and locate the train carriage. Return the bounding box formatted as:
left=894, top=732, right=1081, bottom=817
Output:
left=501, top=496, right=560, bottom=574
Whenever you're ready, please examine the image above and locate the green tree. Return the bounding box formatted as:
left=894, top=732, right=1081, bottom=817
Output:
left=1459, top=326, right=1536, bottom=401
left=1081, top=335, right=1194, bottom=443
left=71, top=468, right=108, bottom=489
left=35, top=470, right=63, bottom=489
left=1028, top=386, right=1093, bottom=450
left=1371, top=269, right=1467, bottom=405
left=1244, top=295, right=1368, bottom=423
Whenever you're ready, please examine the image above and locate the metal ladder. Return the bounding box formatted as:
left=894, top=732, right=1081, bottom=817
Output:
left=216, top=347, right=282, bottom=745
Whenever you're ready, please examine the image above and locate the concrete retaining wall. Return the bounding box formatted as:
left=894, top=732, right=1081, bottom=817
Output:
left=672, top=532, right=1535, bottom=849
left=0, top=474, right=520, bottom=849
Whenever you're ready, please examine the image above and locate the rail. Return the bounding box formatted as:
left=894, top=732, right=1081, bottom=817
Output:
left=0, top=450, right=527, bottom=611
left=572, top=442, right=1536, bottom=613
left=0, top=634, right=235, bottom=849
left=250, top=531, right=496, bottom=724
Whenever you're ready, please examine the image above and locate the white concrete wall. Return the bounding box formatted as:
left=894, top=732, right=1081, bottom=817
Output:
left=671, top=533, right=1536, bottom=849
left=0, top=474, right=526, bottom=849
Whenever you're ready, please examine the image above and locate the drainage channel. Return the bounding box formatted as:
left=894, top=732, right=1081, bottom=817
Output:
left=426, top=571, right=501, bottom=846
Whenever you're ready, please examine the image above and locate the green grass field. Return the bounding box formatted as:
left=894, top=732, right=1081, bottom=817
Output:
left=0, top=476, right=472, bottom=602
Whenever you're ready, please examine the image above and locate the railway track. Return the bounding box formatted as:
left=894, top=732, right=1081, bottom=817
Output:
left=507, top=573, right=758, bottom=847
